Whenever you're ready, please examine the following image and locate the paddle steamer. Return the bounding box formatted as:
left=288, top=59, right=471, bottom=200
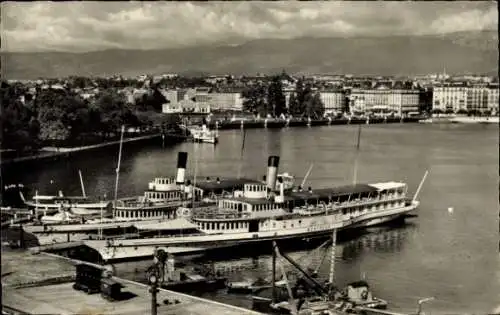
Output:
left=22, top=153, right=297, bottom=246
left=84, top=155, right=424, bottom=263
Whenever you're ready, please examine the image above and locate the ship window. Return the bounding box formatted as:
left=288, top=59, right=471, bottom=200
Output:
left=273, top=223, right=276, bottom=228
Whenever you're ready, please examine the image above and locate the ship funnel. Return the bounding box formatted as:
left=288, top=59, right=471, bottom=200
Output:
left=176, top=152, right=188, bottom=185
left=266, top=156, right=280, bottom=191
left=274, top=177, right=285, bottom=203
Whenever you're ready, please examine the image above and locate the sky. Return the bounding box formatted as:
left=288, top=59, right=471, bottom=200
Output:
left=1, top=1, right=497, bottom=53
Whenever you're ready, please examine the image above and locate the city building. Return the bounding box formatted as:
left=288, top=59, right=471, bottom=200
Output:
left=466, top=84, right=489, bottom=112
left=432, top=83, right=496, bottom=113
left=349, top=83, right=419, bottom=115
left=432, top=83, right=467, bottom=112
left=162, top=88, right=211, bottom=114
left=319, top=89, right=346, bottom=112
left=162, top=88, right=244, bottom=113
left=209, top=92, right=244, bottom=111
left=487, top=83, right=499, bottom=114
left=284, top=88, right=295, bottom=109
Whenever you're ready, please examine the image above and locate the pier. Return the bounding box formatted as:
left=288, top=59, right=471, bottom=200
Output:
left=207, top=116, right=422, bottom=130
left=1, top=249, right=262, bottom=315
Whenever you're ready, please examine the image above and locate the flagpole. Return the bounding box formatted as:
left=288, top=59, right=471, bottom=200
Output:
left=237, top=127, right=246, bottom=178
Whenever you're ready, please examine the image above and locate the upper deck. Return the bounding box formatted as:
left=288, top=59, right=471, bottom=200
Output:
left=225, top=182, right=407, bottom=205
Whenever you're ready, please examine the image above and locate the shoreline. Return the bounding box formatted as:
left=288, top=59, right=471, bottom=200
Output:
left=0, top=132, right=187, bottom=168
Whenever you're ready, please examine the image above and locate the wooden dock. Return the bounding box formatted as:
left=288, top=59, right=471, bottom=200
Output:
left=1, top=249, right=262, bottom=315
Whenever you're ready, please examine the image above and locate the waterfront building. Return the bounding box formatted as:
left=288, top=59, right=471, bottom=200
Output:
left=319, top=89, right=346, bottom=112
left=284, top=88, right=295, bottom=109
left=209, top=92, right=244, bottom=111
left=162, top=88, right=211, bottom=114
left=487, top=83, right=499, bottom=114
left=432, top=83, right=496, bottom=113
left=162, top=88, right=243, bottom=113
left=349, top=82, right=419, bottom=115
left=466, top=84, right=489, bottom=112
left=432, top=83, right=467, bottom=112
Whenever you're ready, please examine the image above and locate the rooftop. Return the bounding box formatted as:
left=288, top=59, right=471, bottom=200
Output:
left=194, top=178, right=262, bottom=192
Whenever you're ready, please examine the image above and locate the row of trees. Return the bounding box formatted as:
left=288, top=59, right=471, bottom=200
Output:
left=242, top=75, right=325, bottom=118
left=1, top=81, right=174, bottom=152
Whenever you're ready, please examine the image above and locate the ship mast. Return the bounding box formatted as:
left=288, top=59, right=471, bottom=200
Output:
left=78, top=170, right=86, bottom=198
left=192, top=144, right=199, bottom=207
left=328, top=228, right=337, bottom=292
left=106, top=125, right=125, bottom=240
left=237, top=128, right=246, bottom=178
left=352, top=124, right=362, bottom=185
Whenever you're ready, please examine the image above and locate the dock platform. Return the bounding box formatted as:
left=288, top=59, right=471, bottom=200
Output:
left=2, top=248, right=262, bottom=315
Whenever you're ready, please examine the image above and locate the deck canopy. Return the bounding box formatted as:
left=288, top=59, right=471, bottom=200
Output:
left=289, top=184, right=379, bottom=202
left=194, top=178, right=262, bottom=195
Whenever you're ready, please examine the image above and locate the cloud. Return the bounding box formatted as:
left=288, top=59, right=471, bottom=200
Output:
left=1, top=1, right=497, bottom=53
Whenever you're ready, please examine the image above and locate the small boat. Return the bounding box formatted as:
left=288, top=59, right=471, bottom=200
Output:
left=227, top=277, right=287, bottom=294
left=149, top=251, right=227, bottom=293
left=188, top=124, right=218, bottom=144
left=20, top=191, right=110, bottom=214
left=161, top=273, right=227, bottom=293
left=449, top=116, right=499, bottom=124
left=40, top=209, right=81, bottom=225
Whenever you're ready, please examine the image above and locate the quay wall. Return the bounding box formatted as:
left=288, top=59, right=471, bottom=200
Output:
left=207, top=116, right=421, bottom=130
left=2, top=250, right=262, bottom=315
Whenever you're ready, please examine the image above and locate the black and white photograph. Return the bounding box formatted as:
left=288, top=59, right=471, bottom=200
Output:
left=1, top=1, right=498, bottom=315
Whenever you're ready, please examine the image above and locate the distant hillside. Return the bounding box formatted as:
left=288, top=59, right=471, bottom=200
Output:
left=1, top=31, right=498, bottom=79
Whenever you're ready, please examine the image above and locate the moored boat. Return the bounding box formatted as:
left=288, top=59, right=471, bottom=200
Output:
left=227, top=277, right=288, bottom=294
left=83, top=155, right=426, bottom=263
left=20, top=192, right=111, bottom=215
left=449, top=116, right=499, bottom=124
left=189, top=124, right=218, bottom=144
left=21, top=152, right=298, bottom=247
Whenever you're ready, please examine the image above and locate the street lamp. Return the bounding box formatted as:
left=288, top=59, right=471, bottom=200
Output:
left=148, top=269, right=159, bottom=315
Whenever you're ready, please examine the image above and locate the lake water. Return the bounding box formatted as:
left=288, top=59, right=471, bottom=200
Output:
left=3, top=123, right=499, bottom=314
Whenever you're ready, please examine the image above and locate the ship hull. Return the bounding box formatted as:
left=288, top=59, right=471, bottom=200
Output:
left=84, top=202, right=419, bottom=263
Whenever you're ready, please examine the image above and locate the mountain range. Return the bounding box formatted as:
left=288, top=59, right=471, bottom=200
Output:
left=1, top=31, right=498, bottom=79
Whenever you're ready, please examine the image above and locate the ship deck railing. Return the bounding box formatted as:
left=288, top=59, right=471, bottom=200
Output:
left=116, top=199, right=185, bottom=208
left=192, top=196, right=409, bottom=221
